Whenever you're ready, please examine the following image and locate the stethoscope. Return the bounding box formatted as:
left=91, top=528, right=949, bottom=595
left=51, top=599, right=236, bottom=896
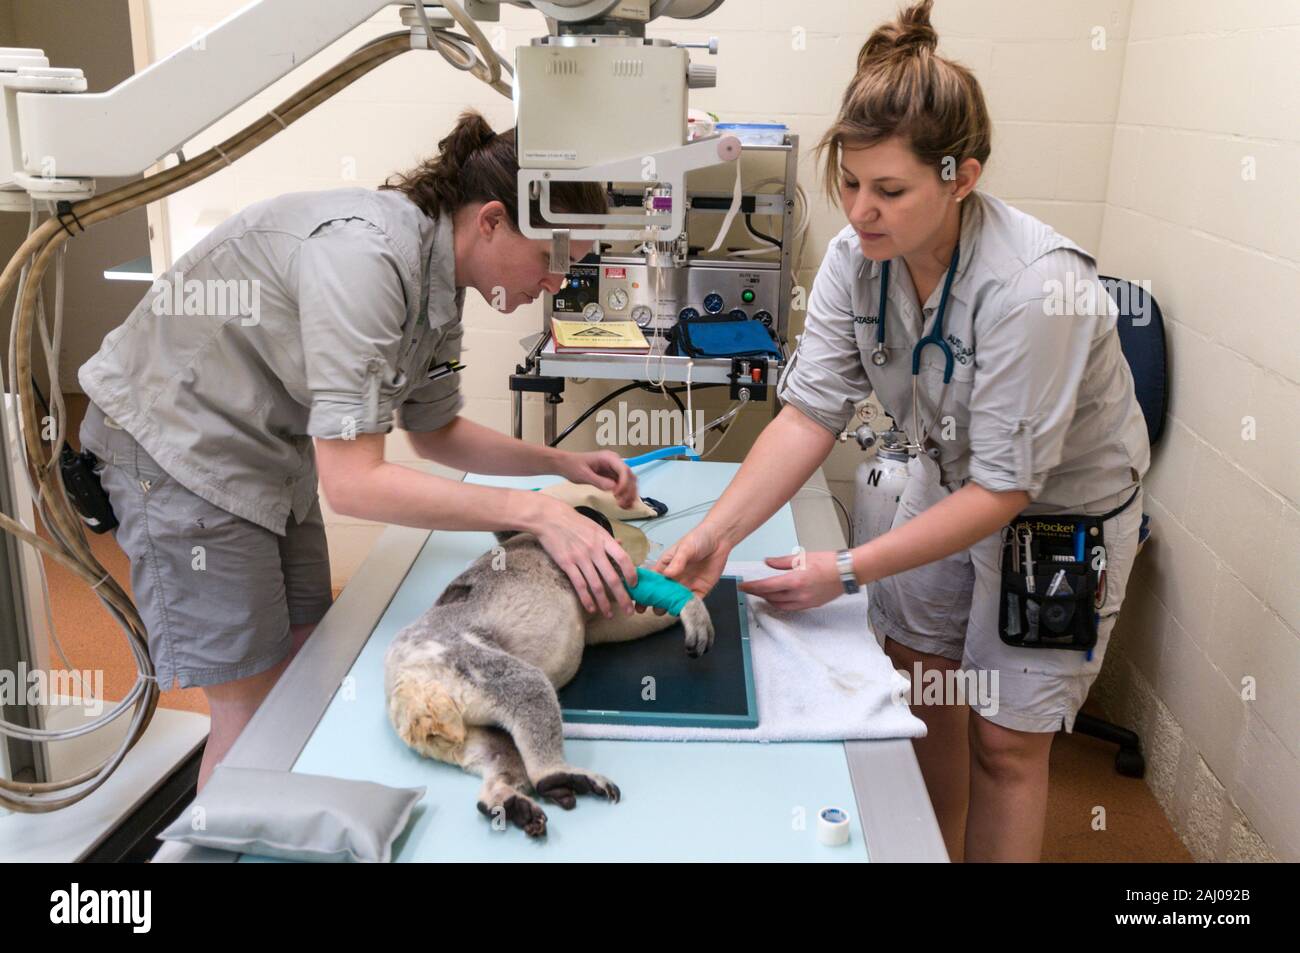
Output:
left=866, top=242, right=961, bottom=458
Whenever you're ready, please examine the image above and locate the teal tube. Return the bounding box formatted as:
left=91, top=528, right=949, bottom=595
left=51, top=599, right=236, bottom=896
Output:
left=624, top=445, right=700, bottom=467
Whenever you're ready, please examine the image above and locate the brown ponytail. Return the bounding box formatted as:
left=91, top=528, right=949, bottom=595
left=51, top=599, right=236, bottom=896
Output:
left=381, top=109, right=607, bottom=227
left=818, top=0, right=991, bottom=200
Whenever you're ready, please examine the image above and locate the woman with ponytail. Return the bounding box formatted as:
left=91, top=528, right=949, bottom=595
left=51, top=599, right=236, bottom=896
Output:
left=77, top=109, right=636, bottom=791
left=651, top=1, right=1150, bottom=861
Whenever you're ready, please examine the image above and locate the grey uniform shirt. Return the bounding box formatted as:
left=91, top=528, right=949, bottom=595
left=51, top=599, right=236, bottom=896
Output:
left=777, top=190, right=1150, bottom=515
left=78, top=187, right=466, bottom=535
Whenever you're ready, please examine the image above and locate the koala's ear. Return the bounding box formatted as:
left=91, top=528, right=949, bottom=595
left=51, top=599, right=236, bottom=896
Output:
left=492, top=530, right=519, bottom=544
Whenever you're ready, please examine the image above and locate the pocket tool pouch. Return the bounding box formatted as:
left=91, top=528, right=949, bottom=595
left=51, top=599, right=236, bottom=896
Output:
left=997, top=486, right=1139, bottom=652
left=59, top=443, right=118, bottom=534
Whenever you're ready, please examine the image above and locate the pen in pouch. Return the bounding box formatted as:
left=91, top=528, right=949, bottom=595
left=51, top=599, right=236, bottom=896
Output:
left=1003, top=527, right=1022, bottom=637
left=1074, top=522, right=1085, bottom=563
left=1006, top=593, right=1022, bottom=637
left=427, top=360, right=466, bottom=382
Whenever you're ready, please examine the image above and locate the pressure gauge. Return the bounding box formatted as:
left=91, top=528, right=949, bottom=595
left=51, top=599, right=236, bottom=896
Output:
left=703, top=292, right=725, bottom=314
left=631, top=305, right=654, bottom=328
left=607, top=288, right=629, bottom=311
left=583, top=302, right=605, bottom=322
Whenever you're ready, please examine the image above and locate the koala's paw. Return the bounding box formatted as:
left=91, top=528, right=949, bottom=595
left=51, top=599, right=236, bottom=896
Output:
left=478, top=783, right=549, bottom=838
left=680, top=598, right=715, bottom=658
left=534, top=768, right=621, bottom=810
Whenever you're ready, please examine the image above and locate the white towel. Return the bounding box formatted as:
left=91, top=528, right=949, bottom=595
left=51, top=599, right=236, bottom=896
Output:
left=563, top=560, right=927, bottom=742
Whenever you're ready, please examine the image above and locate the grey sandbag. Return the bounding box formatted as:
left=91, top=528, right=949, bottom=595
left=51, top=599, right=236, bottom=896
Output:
left=158, top=765, right=425, bottom=862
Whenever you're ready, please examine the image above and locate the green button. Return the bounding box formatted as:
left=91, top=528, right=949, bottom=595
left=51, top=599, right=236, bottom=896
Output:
left=741, top=289, right=755, bottom=303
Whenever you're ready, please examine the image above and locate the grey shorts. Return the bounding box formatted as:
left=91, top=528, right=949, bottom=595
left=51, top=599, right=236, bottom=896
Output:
left=867, top=455, right=1143, bottom=734
left=79, top=401, right=333, bottom=690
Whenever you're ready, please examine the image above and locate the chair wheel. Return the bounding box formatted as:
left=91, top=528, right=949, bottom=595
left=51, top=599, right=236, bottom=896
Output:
left=1115, top=747, right=1145, bottom=778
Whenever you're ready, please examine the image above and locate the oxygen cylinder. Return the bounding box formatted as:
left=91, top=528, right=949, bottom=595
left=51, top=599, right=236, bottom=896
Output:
left=852, top=428, right=911, bottom=547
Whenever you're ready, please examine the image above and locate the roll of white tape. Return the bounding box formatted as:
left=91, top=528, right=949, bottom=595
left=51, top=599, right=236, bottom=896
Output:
left=817, top=806, right=850, bottom=847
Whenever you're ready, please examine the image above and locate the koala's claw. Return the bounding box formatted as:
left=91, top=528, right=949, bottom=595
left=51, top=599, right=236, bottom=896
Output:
left=535, top=769, right=621, bottom=809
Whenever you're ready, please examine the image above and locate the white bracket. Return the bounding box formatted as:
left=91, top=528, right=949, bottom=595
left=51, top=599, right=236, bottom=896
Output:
left=517, top=133, right=741, bottom=243
left=11, top=0, right=393, bottom=180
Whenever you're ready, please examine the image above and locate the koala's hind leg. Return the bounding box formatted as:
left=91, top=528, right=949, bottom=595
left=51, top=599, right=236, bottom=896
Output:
left=465, top=638, right=621, bottom=810
left=463, top=726, right=549, bottom=838
left=388, top=668, right=551, bottom=837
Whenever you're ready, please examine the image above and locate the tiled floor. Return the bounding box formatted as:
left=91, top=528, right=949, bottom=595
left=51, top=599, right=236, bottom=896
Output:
left=37, top=394, right=1189, bottom=861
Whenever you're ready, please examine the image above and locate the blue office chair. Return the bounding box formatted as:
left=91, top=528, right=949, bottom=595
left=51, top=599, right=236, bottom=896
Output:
left=1065, top=276, right=1168, bottom=777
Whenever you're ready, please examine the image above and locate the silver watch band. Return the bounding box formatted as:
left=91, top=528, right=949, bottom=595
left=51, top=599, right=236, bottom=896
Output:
left=836, top=549, right=860, bottom=594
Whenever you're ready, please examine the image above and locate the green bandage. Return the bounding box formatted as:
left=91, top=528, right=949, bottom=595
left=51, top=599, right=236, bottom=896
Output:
left=625, top=568, right=694, bottom=615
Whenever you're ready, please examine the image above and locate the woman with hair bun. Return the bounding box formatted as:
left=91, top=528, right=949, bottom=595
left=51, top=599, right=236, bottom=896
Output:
left=653, top=1, right=1150, bottom=861
left=77, top=109, right=639, bottom=791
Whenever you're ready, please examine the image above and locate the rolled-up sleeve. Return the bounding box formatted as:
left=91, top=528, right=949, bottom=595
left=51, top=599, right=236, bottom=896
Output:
left=296, top=218, right=409, bottom=439
left=775, top=238, right=872, bottom=434
left=396, top=321, right=464, bottom=432
left=967, top=249, right=1103, bottom=498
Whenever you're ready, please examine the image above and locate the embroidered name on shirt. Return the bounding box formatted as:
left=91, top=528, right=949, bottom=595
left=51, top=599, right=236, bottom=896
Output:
left=946, top=332, right=975, bottom=365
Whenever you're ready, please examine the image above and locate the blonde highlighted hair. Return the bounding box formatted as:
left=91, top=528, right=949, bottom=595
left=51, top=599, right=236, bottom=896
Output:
left=817, top=0, right=991, bottom=200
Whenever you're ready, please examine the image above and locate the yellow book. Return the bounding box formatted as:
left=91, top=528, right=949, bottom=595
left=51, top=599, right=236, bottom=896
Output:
left=551, top=319, right=650, bottom=353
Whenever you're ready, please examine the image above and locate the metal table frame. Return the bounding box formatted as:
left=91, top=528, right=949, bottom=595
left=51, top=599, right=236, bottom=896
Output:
left=154, top=462, right=948, bottom=862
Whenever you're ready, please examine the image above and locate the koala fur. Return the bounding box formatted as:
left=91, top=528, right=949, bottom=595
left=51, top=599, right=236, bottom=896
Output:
left=383, top=520, right=714, bottom=838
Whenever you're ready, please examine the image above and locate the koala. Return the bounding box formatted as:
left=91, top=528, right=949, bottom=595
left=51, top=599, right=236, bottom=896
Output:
left=383, top=512, right=713, bottom=838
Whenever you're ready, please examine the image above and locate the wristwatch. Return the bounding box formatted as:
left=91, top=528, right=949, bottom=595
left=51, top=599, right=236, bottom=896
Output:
left=835, top=549, right=860, bottom=594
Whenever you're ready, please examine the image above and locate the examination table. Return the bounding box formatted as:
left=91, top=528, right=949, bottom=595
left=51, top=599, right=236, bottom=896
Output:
left=154, top=461, right=947, bottom=862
